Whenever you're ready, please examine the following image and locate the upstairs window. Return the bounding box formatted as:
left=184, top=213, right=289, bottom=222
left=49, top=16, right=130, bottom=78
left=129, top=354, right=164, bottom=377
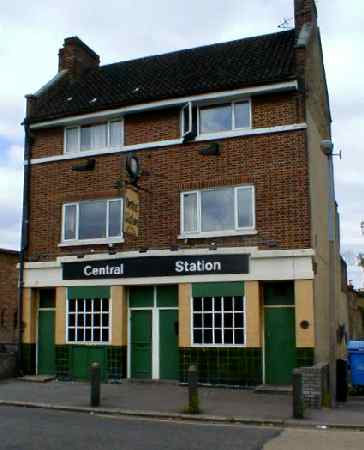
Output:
left=199, top=101, right=251, bottom=135
left=181, top=185, right=255, bottom=237
left=62, top=198, right=123, bottom=244
left=65, top=120, right=123, bottom=153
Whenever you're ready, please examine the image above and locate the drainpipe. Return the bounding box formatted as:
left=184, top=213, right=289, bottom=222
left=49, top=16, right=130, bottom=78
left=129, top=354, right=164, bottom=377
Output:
left=322, top=139, right=337, bottom=408
left=17, top=107, right=32, bottom=373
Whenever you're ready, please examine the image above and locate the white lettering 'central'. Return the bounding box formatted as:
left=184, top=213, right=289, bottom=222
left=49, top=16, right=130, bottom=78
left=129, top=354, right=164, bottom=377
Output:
left=83, top=264, right=124, bottom=277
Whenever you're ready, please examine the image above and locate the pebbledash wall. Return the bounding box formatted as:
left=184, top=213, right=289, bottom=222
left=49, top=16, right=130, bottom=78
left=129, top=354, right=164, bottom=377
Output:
left=0, top=249, right=19, bottom=345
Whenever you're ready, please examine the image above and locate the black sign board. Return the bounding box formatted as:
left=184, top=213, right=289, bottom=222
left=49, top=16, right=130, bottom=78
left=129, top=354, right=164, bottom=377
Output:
left=62, top=254, right=249, bottom=280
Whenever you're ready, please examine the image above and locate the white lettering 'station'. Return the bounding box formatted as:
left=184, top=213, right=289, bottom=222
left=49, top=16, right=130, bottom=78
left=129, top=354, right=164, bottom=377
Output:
left=175, top=260, right=222, bottom=273
left=84, top=264, right=124, bottom=276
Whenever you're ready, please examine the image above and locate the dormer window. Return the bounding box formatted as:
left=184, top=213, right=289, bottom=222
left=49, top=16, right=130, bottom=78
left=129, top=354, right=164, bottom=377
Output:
left=65, top=120, right=123, bottom=154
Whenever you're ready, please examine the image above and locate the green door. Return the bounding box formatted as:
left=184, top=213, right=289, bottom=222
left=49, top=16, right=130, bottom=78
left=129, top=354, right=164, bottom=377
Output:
left=37, top=310, right=56, bottom=375
left=159, top=310, right=179, bottom=380
left=131, top=310, right=152, bottom=379
left=264, top=307, right=296, bottom=385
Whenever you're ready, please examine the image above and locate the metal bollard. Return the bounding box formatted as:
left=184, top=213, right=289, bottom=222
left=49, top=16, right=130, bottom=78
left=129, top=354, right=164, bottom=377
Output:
left=187, top=365, right=200, bottom=414
left=90, top=362, right=101, bottom=407
left=292, top=369, right=304, bottom=419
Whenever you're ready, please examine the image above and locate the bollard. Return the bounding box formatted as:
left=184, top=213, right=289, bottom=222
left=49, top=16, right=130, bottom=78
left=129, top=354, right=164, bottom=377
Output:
left=187, top=365, right=200, bottom=414
left=90, top=362, right=101, bottom=407
left=292, top=369, right=304, bottom=419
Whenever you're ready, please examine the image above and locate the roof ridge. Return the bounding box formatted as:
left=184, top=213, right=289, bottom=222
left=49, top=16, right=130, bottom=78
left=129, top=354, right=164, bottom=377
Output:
left=98, top=29, right=295, bottom=71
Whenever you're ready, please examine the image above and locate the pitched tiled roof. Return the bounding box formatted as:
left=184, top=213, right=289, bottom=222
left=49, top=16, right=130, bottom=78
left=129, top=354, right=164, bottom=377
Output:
left=29, top=30, right=296, bottom=123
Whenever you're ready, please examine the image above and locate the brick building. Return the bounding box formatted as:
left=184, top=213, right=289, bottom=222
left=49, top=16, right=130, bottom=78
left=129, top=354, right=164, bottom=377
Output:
left=20, top=0, right=348, bottom=385
left=0, top=249, right=19, bottom=347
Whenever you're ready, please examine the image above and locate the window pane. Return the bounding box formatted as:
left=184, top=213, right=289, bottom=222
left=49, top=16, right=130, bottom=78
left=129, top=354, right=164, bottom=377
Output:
left=201, top=188, right=234, bottom=232
left=215, top=297, right=222, bottom=311
left=234, top=313, right=244, bottom=328
left=215, top=313, right=222, bottom=328
left=203, top=329, right=213, bottom=344
left=68, top=329, right=75, bottom=342
left=65, top=127, right=79, bottom=153
left=193, top=314, right=202, bottom=328
left=204, top=297, right=213, bottom=311
left=234, top=296, right=244, bottom=311
left=108, top=200, right=122, bottom=237
left=64, top=205, right=77, bottom=240
left=224, top=329, right=233, bottom=344
left=79, top=200, right=107, bottom=239
left=77, top=328, right=85, bottom=342
left=182, top=104, right=191, bottom=135
left=91, top=124, right=107, bottom=149
left=224, top=297, right=233, bottom=311
left=193, top=297, right=203, bottom=312
left=199, top=105, right=232, bottom=133
left=68, top=299, right=76, bottom=312
left=94, top=329, right=100, bottom=341
left=102, top=329, right=109, bottom=342
left=94, top=314, right=101, bottom=327
left=109, top=121, right=122, bottom=146
left=183, top=193, right=198, bottom=233
left=194, top=329, right=202, bottom=344
left=85, top=329, right=92, bottom=341
left=234, top=329, right=244, bottom=344
left=94, top=299, right=101, bottom=312
left=224, top=313, right=233, bottom=328
left=68, top=315, right=75, bottom=327
left=237, top=188, right=254, bottom=228
left=204, top=313, right=213, bottom=328
left=234, top=102, right=250, bottom=129
left=215, top=329, right=222, bottom=344
left=80, top=126, right=91, bottom=151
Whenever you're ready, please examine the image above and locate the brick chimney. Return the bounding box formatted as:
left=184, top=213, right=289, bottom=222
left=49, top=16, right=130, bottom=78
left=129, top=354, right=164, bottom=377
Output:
left=58, top=36, right=100, bottom=77
left=294, top=0, right=318, bottom=34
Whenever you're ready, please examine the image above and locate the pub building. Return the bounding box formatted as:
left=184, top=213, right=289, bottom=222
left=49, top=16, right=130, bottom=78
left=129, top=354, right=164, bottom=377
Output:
left=20, top=0, right=349, bottom=386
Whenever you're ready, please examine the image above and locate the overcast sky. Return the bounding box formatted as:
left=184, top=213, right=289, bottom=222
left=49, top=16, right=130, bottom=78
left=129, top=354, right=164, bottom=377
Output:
left=0, top=0, right=363, bottom=286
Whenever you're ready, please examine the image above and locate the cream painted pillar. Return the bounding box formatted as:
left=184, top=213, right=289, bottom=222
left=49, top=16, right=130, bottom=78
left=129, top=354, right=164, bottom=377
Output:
left=178, top=283, right=191, bottom=347
left=245, top=281, right=261, bottom=347
left=55, top=287, right=67, bottom=345
left=111, top=286, right=127, bottom=346
left=22, top=288, right=37, bottom=344
left=295, top=280, right=315, bottom=348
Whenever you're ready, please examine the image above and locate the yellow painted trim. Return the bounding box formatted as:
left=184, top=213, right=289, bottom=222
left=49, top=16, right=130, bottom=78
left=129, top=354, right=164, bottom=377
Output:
left=111, top=286, right=127, bottom=346
left=179, top=283, right=191, bottom=347
left=55, top=287, right=66, bottom=345
left=245, top=281, right=261, bottom=347
left=22, top=288, right=37, bottom=344
left=295, top=280, right=315, bottom=348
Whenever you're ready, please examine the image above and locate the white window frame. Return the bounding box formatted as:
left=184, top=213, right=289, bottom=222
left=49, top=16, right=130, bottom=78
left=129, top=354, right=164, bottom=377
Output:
left=197, top=99, right=252, bottom=136
left=66, top=296, right=112, bottom=345
left=180, top=101, right=193, bottom=137
left=190, top=295, right=246, bottom=348
left=179, top=185, right=256, bottom=239
left=61, top=198, right=124, bottom=246
left=64, top=119, right=124, bottom=154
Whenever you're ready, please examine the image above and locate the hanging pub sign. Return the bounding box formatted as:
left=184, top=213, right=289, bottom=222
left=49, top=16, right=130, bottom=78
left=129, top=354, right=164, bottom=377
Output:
left=124, top=186, right=140, bottom=237
left=62, top=254, right=249, bottom=280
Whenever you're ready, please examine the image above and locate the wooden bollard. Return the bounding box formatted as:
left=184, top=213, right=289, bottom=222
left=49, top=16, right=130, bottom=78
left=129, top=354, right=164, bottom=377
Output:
left=90, top=362, right=101, bottom=407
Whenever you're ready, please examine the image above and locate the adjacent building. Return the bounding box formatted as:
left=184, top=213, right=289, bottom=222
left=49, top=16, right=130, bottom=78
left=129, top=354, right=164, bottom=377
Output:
left=20, top=0, right=348, bottom=385
left=0, top=249, right=19, bottom=349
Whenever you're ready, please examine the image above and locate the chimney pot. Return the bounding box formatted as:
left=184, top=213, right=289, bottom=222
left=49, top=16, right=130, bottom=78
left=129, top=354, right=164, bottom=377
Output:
left=294, top=0, right=318, bottom=34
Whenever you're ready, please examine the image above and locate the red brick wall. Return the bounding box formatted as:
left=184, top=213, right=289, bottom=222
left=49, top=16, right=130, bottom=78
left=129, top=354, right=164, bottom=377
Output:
left=32, top=128, right=64, bottom=159
left=253, top=93, right=304, bottom=128
left=125, top=108, right=181, bottom=145
left=26, top=128, right=311, bottom=261
left=0, top=251, right=19, bottom=344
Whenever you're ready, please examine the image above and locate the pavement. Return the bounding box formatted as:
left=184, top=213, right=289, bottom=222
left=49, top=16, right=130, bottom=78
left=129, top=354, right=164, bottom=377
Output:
left=0, top=378, right=364, bottom=430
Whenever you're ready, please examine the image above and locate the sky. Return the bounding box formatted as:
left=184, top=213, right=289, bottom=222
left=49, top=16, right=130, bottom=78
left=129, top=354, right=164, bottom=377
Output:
left=0, top=0, right=363, bottom=286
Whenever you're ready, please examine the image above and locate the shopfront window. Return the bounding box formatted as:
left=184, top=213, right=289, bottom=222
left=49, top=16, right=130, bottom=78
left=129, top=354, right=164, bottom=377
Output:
left=192, top=295, right=245, bottom=346
left=67, top=297, right=110, bottom=343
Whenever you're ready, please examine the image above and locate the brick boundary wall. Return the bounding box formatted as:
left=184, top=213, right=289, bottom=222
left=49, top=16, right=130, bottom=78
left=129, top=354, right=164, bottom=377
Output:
left=297, top=362, right=329, bottom=409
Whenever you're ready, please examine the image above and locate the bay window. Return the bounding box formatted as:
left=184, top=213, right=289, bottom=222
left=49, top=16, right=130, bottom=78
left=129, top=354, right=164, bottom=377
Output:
left=180, top=185, right=255, bottom=237
left=62, top=198, right=123, bottom=244
left=65, top=120, right=123, bottom=153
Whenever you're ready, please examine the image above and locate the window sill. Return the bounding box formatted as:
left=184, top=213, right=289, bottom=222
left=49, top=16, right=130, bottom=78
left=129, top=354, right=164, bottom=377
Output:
left=64, top=145, right=122, bottom=156
left=66, top=342, right=110, bottom=346
left=178, top=230, right=257, bottom=239
left=191, top=344, right=246, bottom=348
left=59, top=237, right=124, bottom=247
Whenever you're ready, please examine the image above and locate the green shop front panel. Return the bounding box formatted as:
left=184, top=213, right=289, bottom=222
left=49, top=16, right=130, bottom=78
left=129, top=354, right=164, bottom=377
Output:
left=159, top=309, right=179, bottom=380
left=70, top=346, right=107, bottom=381
left=131, top=310, right=152, bottom=379
left=37, top=310, right=56, bottom=375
